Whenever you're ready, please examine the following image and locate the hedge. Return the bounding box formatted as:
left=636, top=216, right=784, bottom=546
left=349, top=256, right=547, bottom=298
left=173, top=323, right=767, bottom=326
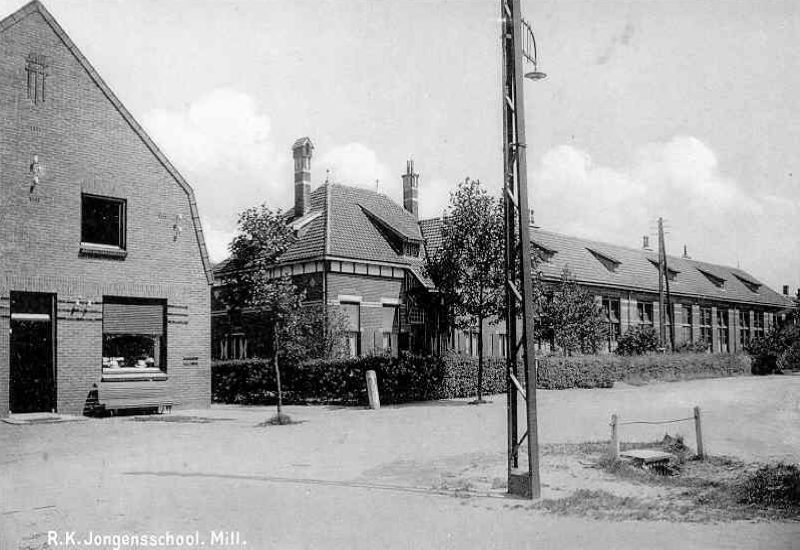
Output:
left=212, top=352, right=749, bottom=406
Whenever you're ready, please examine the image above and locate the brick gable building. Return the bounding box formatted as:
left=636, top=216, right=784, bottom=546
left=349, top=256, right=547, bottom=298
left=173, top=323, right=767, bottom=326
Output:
left=0, top=1, right=212, bottom=416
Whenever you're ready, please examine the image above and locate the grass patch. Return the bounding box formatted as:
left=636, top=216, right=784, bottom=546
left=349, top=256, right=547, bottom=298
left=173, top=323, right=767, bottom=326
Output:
left=535, top=439, right=800, bottom=522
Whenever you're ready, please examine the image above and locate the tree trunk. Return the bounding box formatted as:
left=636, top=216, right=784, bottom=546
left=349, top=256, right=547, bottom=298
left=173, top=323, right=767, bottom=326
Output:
left=477, top=317, right=484, bottom=402
left=274, top=352, right=283, bottom=416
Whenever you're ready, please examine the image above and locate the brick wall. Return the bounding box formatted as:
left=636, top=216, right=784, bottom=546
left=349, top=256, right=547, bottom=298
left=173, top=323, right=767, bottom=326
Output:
left=0, top=11, right=210, bottom=415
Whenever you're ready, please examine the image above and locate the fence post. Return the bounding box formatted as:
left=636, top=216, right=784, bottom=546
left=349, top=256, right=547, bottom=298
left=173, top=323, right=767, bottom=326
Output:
left=694, top=406, right=704, bottom=459
left=610, top=414, right=620, bottom=459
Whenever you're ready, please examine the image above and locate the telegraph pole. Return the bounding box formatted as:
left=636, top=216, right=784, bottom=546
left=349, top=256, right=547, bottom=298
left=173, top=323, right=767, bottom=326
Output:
left=501, top=0, right=545, bottom=499
left=657, top=217, right=675, bottom=350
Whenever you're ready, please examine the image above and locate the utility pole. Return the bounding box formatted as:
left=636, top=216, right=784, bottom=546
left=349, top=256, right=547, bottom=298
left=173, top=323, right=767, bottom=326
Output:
left=501, top=0, right=545, bottom=499
left=657, top=217, right=674, bottom=350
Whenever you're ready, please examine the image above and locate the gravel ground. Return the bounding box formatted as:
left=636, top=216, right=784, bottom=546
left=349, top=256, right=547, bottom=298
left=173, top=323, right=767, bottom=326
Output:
left=1, top=375, right=798, bottom=549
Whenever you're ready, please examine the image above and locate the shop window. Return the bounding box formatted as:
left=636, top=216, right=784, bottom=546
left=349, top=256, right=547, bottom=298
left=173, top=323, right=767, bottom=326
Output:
left=81, top=194, right=126, bottom=250
left=341, top=302, right=361, bottom=357
left=102, top=297, right=166, bottom=379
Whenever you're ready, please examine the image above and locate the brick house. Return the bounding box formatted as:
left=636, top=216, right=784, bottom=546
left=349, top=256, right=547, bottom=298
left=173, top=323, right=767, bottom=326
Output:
left=214, top=141, right=794, bottom=360
left=213, top=138, right=438, bottom=359
left=0, top=1, right=213, bottom=416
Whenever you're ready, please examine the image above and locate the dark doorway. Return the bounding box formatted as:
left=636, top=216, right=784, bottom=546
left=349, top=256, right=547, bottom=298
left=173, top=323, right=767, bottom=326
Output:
left=10, top=292, right=56, bottom=413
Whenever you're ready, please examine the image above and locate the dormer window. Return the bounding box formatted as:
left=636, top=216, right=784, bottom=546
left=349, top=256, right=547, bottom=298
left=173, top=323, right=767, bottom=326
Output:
left=698, top=268, right=725, bottom=289
left=403, top=242, right=420, bottom=257
left=648, top=259, right=679, bottom=282
left=734, top=274, right=761, bottom=293
left=532, top=241, right=557, bottom=263
left=587, top=248, right=620, bottom=273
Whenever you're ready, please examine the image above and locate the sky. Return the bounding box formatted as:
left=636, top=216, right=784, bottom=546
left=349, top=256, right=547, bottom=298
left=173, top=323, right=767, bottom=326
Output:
left=5, top=0, right=799, bottom=293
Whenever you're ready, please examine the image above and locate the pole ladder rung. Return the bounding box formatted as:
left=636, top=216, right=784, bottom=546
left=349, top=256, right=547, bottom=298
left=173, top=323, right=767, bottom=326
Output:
left=507, top=280, right=522, bottom=302
left=512, top=430, right=529, bottom=457
left=505, top=94, right=515, bottom=111
left=510, top=373, right=526, bottom=399
left=505, top=186, right=517, bottom=207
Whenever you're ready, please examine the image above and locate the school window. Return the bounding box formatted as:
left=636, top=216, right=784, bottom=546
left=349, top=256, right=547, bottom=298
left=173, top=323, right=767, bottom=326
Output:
left=380, top=305, right=398, bottom=353
left=341, top=302, right=361, bottom=357
left=699, top=307, right=712, bottom=344
left=637, top=302, right=654, bottom=326
left=102, top=297, right=166, bottom=378
left=739, top=310, right=751, bottom=346
left=81, top=194, right=126, bottom=250
left=602, top=297, right=621, bottom=350
left=498, top=333, right=507, bottom=358
left=681, top=304, right=693, bottom=342
left=753, top=311, right=765, bottom=339
left=219, top=333, right=247, bottom=360
left=716, top=309, right=729, bottom=353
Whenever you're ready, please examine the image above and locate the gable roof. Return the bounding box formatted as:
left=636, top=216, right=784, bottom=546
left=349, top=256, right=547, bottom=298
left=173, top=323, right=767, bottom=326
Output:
left=1, top=1, right=214, bottom=285
left=420, top=218, right=792, bottom=309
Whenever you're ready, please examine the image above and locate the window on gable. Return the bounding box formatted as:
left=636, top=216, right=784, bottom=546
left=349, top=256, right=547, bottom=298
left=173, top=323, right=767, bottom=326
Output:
left=25, top=53, right=48, bottom=105
left=81, top=194, right=126, bottom=251
left=698, top=269, right=725, bottom=289
left=588, top=249, right=621, bottom=273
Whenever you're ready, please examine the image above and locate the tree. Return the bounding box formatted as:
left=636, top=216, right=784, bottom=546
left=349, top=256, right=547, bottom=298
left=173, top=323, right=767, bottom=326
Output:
left=535, top=267, right=607, bottom=355
left=223, top=204, right=348, bottom=422
left=425, top=178, right=505, bottom=403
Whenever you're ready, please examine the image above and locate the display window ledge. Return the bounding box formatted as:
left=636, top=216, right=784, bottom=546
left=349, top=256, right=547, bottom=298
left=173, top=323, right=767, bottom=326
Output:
left=101, top=368, right=167, bottom=382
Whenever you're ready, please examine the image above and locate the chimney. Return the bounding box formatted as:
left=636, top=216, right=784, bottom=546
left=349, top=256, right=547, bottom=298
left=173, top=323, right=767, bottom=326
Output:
left=783, top=285, right=790, bottom=296
left=402, top=159, right=419, bottom=218
left=292, top=137, right=314, bottom=217
left=642, top=235, right=651, bottom=250
left=682, top=245, right=691, bottom=259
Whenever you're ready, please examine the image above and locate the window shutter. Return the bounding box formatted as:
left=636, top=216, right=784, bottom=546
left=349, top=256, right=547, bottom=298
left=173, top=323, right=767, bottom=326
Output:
left=103, top=302, right=165, bottom=335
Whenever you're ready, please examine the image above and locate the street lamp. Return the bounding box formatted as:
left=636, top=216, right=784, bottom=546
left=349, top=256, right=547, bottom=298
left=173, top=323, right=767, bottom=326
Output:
left=522, top=19, right=547, bottom=81
left=501, top=0, right=546, bottom=500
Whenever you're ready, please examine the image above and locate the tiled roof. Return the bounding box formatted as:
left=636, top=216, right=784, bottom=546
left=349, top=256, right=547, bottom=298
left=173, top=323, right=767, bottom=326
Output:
left=216, top=184, right=434, bottom=288
left=420, top=218, right=793, bottom=309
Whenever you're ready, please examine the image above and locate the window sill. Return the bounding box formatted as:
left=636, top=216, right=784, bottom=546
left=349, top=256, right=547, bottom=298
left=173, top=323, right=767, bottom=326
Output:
left=80, top=243, right=127, bottom=259
left=102, top=369, right=167, bottom=382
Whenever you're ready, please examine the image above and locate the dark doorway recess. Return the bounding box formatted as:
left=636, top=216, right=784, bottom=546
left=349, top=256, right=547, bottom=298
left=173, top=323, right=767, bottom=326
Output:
left=10, top=291, right=56, bottom=413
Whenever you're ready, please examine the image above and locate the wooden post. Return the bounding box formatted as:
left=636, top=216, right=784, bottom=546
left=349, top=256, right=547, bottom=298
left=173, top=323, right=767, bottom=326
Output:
left=610, top=414, right=620, bottom=459
left=366, top=370, right=380, bottom=410
left=694, top=406, right=704, bottom=459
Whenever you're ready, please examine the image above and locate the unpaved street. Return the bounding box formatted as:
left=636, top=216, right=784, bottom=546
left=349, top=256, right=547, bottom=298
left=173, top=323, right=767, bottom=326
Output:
left=2, top=375, right=798, bottom=549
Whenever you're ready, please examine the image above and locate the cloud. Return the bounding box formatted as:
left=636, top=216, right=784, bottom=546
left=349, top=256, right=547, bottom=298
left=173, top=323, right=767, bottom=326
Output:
left=142, top=88, right=287, bottom=261
left=597, top=20, right=636, bottom=65
left=418, top=177, right=458, bottom=219
left=320, top=143, right=394, bottom=197
left=531, top=136, right=800, bottom=290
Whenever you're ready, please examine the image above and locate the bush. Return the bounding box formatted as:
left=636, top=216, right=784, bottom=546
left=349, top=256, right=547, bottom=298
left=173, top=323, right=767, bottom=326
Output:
left=615, top=326, right=660, bottom=356
left=745, top=324, right=800, bottom=375
left=212, top=351, right=751, bottom=406
left=674, top=340, right=710, bottom=353
left=777, top=341, right=800, bottom=372
left=735, top=463, right=800, bottom=508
